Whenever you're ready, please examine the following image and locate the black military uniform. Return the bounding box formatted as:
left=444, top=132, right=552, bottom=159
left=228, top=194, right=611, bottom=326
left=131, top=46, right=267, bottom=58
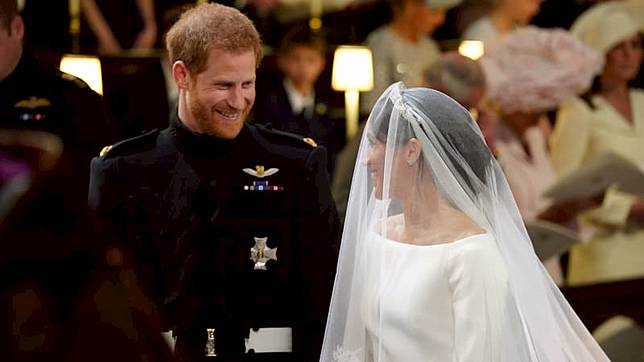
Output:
left=89, top=115, right=341, bottom=361
left=0, top=49, right=114, bottom=192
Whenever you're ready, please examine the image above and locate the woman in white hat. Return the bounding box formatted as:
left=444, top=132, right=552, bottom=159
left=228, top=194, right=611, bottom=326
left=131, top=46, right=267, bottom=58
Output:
left=550, top=1, right=644, bottom=286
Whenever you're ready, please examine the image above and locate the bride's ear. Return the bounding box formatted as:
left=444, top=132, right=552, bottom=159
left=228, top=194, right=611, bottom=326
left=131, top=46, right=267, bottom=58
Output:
left=405, top=138, right=421, bottom=166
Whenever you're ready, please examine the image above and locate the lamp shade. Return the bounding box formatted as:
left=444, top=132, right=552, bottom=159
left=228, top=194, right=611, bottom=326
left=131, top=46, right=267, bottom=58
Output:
left=59, top=55, right=103, bottom=95
left=458, top=40, right=484, bottom=61
left=332, top=46, right=373, bottom=92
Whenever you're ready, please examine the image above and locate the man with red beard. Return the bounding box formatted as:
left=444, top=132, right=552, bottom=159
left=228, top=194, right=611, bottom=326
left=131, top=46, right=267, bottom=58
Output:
left=88, top=3, right=340, bottom=361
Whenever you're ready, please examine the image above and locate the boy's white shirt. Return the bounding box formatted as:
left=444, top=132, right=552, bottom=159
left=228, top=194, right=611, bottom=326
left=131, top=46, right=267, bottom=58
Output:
left=283, top=78, right=315, bottom=115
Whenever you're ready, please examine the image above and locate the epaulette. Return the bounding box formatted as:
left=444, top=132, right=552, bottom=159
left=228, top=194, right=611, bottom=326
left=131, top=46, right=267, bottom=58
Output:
left=59, top=72, right=91, bottom=89
left=98, top=129, right=160, bottom=159
left=254, top=123, right=318, bottom=149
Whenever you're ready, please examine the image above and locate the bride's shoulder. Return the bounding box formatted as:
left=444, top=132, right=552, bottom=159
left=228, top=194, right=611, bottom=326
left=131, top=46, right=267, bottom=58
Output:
left=447, top=233, right=501, bottom=264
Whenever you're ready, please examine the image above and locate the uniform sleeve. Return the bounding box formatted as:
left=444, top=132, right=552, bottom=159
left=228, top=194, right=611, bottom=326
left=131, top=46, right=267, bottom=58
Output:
left=88, top=154, right=169, bottom=313
left=294, top=145, right=341, bottom=360
left=550, top=98, right=592, bottom=177
left=88, top=155, right=134, bottom=247
left=88, top=156, right=122, bottom=220
left=446, top=240, right=513, bottom=361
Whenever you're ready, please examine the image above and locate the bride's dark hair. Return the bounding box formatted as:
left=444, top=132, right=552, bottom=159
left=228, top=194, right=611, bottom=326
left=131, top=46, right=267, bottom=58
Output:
left=369, top=87, right=492, bottom=193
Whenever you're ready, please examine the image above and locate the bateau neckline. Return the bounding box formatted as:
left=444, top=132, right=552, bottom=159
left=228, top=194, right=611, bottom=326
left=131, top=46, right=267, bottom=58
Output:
left=370, top=230, right=491, bottom=248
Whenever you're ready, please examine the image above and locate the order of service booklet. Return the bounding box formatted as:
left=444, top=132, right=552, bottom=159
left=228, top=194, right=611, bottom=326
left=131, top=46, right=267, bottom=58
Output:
left=543, top=152, right=644, bottom=202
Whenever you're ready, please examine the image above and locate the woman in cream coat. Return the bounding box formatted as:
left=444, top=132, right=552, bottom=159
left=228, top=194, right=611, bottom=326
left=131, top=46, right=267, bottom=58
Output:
left=550, top=1, right=644, bottom=286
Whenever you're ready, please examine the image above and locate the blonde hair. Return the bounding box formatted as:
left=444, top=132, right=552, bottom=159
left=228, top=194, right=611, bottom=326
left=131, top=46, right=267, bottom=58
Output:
left=165, top=3, right=262, bottom=75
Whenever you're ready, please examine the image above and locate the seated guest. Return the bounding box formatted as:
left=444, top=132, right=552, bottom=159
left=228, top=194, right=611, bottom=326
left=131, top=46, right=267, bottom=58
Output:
left=253, top=25, right=337, bottom=176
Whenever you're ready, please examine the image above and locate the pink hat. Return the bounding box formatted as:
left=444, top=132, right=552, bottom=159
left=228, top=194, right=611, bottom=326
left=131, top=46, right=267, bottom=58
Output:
left=480, top=26, right=604, bottom=114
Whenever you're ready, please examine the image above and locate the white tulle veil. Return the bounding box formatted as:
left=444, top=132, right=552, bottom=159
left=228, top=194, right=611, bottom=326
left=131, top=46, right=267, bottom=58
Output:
left=320, top=82, right=607, bottom=361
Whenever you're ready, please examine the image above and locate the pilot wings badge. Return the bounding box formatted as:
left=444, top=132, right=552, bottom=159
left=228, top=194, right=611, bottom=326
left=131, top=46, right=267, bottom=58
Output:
left=243, top=165, right=279, bottom=178
left=14, top=96, right=52, bottom=109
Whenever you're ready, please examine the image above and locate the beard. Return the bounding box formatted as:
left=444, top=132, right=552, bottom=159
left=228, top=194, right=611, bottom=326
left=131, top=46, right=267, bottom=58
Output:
left=187, top=95, right=246, bottom=139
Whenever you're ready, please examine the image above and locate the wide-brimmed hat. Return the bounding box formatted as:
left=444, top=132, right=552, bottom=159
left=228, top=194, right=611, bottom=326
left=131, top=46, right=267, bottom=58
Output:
left=571, top=1, right=642, bottom=55
left=480, top=26, right=604, bottom=113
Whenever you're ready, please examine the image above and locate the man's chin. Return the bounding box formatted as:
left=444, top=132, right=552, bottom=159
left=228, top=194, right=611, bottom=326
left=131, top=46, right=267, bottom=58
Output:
left=207, top=123, right=244, bottom=140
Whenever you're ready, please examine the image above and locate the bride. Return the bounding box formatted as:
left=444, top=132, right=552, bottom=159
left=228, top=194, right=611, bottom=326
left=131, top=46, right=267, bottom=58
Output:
left=320, top=82, right=608, bottom=361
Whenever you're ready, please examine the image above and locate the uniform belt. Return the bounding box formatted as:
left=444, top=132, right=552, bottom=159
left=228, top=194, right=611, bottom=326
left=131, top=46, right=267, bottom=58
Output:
left=163, top=327, right=293, bottom=354
left=161, top=330, right=176, bottom=352
left=245, top=327, right=292, bottom=353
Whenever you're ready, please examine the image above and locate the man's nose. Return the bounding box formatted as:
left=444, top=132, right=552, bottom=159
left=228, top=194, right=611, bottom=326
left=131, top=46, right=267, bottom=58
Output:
left=227, top=86, right=245, bottom=109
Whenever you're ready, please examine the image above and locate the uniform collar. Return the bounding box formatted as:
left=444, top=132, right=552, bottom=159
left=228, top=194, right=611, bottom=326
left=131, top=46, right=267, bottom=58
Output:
left=169, top=112, right=247, bottom=158
left=0, top=50, right=35, bottom=88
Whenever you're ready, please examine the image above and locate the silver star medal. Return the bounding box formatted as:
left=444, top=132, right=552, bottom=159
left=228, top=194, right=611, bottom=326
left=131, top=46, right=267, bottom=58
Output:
left=250, top=237, right=277, bottom=270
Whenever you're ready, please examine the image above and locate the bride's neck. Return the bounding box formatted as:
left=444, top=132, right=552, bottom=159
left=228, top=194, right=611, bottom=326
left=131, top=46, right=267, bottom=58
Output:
left=402, top=191, right=450, bottom=234
left=400, top=186, right=482, bottom=244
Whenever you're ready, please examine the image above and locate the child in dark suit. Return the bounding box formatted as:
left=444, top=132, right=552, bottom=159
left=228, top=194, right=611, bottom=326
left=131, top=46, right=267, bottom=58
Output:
left=253, top=26, right=337, bottom=177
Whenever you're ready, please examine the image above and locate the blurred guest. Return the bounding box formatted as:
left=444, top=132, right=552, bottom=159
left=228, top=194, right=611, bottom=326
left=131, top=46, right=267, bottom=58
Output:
left=0, top=130, right=172, bottom=362
left=421, top=51, right=498, bottom=148
left=0, top=0, right=114, bottom=197
left=462, top=0, right=540, bottom=46
left=550, top=1, right=644, bottom=286
left=80, top=0, right=157, bottom=55
left=20, top=0, right=72, bottom=56
left=422, top=51, right=486, bottom=110
left=361, top=0, right=462, bottom=114
left=480, top=26, right=603, bottom=284
left=253, top=25, right=337, bottom=177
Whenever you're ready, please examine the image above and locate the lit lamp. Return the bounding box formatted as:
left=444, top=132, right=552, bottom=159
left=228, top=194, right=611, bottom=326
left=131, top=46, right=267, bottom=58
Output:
left=309, top=0, right=322, bottom=30
left=69, top=0, right=81, bottom=53
left=332, top=46, right=373, bottom=139
left=59, top=55, right=103, bottom=95
left=458, top=40, right=484, bottom=60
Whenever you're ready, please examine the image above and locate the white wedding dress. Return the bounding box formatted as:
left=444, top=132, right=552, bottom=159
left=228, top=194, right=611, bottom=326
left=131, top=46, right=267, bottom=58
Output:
left=322, top=83, right=609, bottom=362
left=360, top=231, right=519, bottom=362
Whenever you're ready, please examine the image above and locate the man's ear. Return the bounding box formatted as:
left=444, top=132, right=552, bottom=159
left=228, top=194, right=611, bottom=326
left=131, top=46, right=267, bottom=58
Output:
left=406, top=138, right=422, bottom=164
left=172, top=61, right=190, bottom=90
left=11, top=15, right=24, bottom=41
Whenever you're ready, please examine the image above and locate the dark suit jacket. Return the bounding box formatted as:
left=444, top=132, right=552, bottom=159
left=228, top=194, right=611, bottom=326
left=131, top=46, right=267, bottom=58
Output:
left=253, top=81, right=337, bottom=177
left=88, top=116, right=341, bottom=361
